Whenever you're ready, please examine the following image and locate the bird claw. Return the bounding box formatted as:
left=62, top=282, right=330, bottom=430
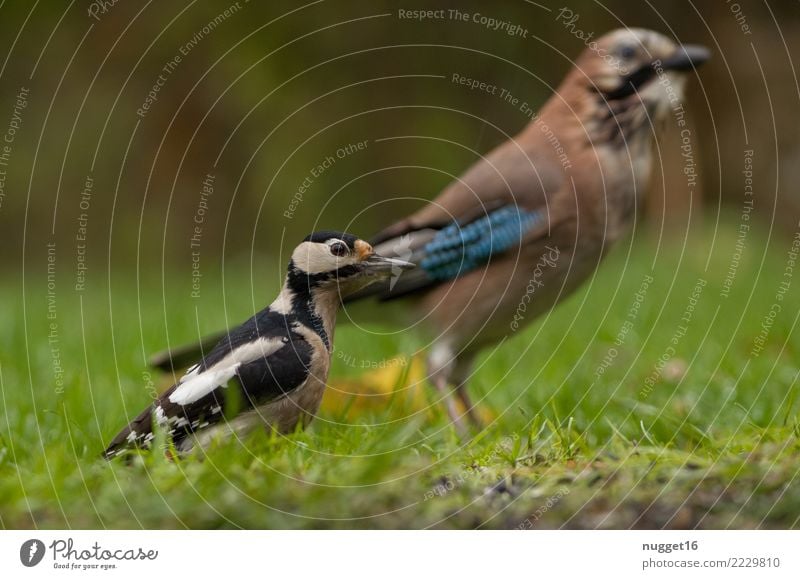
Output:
left=432, top=376, right=484, bottom=437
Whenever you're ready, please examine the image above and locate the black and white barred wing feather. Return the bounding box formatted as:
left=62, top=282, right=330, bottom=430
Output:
left=104, top=316, right=313, bottom=458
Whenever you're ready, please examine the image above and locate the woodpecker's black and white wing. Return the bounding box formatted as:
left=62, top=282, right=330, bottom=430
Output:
left=104, top=309, right=313, bottom=458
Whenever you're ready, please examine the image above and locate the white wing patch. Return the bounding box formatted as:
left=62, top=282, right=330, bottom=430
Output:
left=168, top=336, right=285, bottom=406
left=168, top=365, right=241, bottom=406
left=291, top=240, right=359, bottom=274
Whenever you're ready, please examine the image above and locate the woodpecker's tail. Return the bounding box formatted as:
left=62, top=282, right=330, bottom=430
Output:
left=149, top=332, right=226, bottom=373
left=102, top=405, right=154, bottom=460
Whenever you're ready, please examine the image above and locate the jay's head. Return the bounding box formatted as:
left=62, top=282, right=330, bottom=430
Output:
left=569, top=28, right=709, bottom=118
left=287, top=231, right=414, bottom=294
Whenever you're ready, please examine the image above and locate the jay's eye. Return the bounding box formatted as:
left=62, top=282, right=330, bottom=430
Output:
left=329, top=242, right=348, bottom=257
left=619, top=45, right=637, bottom=60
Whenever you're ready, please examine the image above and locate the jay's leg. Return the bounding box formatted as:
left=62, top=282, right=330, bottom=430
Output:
left=451, top=353, right=481, bottom=429
left=431, top=373, right=468, bottom=435
left=428, top=344, right=478, bottom=435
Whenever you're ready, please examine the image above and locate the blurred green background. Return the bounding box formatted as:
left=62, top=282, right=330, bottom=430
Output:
left=0, top=0, right=797, bottom=279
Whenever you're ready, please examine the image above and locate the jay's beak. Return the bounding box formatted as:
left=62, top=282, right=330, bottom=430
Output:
left=362, top=254, right=415, bottom=275
left=661, top=44, right=711, bottom=71
left=606, top=43, right=710, bottom=100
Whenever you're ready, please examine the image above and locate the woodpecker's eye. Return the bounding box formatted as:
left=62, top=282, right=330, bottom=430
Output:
left=329, top=241, right=348, bottom=257
left=619, top=45, right=637, bottom=60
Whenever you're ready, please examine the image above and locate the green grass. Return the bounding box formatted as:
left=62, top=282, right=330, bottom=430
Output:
left=2, top=221, right=799, bottom=529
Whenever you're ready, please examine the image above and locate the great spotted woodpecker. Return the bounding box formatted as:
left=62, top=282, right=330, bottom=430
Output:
left=103, top=231, right=413, bottom=458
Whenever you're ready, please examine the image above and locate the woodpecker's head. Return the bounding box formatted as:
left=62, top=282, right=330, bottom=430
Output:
left=287, top=231, right=414, bottom=295
left=564, top=28, right=709, bottom=123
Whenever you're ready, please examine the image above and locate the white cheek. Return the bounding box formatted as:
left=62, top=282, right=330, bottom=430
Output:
left=594, top=74, right=621, bottom=93
left=291, top=241, right=359, bottom=274
left=641, top=72, right=686, bottom=119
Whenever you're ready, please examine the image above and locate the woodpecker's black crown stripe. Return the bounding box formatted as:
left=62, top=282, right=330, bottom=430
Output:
left=303, top=230, right=358, bottom=248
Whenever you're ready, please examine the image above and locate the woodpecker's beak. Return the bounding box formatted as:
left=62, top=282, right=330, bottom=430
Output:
left=661, top=44, right=710, bottom=71
left=362, top=254, right=415, bottom=275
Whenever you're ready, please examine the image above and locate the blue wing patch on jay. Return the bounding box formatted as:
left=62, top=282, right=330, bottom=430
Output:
left=421, top=206, right=543, bottom=280
left=353, top=205, right=545, bottom=301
